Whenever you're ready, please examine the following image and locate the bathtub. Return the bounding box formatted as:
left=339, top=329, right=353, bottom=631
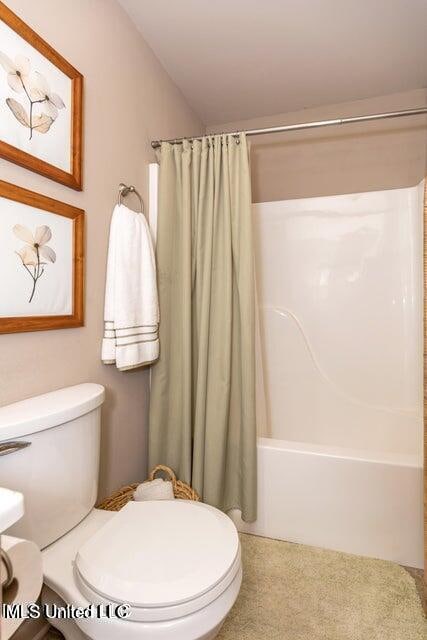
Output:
left=231, top=437, right=423, bottom=568
left=235, top=185, right=424, bottom=570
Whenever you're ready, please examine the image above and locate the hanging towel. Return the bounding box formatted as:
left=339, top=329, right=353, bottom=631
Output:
left=102, top=203, right=159, bottom=370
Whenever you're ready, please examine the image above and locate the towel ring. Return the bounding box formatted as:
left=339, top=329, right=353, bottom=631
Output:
left=118, top=183, right=144, bottom=213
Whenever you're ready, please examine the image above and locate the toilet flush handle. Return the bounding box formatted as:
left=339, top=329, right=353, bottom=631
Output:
left=0, top=441, right=31, bottom=456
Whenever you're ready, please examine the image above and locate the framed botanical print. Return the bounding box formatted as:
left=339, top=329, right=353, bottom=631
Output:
left=0, top=180, right=84, bottom=333
left=0, top=2, right=83, bottom=189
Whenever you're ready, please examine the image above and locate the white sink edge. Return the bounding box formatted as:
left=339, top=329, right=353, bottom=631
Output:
left=0, top=488, right=24, bottom=533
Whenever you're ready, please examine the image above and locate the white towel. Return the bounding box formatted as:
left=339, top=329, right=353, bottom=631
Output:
left=102, top=203, right=159, bottom=370
left=133, top=479, right=175, bottom=501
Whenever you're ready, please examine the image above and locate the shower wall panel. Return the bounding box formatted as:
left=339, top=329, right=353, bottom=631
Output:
left=254, top=182, right=424, bottom=455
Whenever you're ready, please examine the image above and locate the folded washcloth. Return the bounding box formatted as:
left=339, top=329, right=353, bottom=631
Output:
left=133, top=478, right=174, bottom=501
left=102, top=203, right=159, bottom=370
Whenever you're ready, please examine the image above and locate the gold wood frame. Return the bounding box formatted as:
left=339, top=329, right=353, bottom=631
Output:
left=0, top=180, right=84, bottom=333
left=0, top=2, right=83, bottom=190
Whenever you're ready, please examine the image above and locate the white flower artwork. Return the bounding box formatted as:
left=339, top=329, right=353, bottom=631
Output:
left=13, top=224, right=57, bottom=303
left=0, top=28, right=70, bottom=170
left=0, top=196, right=73, bottom=318
left=0, top=52, right=66, bottom=141
left=0, top=11, right=78, bottom=183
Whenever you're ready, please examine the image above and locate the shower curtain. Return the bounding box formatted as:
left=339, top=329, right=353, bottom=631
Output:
left=149, top=133, right=257, bottom=521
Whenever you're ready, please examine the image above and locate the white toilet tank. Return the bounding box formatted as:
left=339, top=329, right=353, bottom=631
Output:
left=0, top=383, right=105, bottom=549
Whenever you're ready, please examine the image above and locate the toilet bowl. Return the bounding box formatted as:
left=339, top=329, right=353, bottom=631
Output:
left=0, top=384, right=242, bottom=640
left=42, top=501, right=242, bottom=640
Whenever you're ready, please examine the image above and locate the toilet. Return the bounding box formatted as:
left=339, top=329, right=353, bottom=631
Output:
left=0, top=384, right=242, bottom=640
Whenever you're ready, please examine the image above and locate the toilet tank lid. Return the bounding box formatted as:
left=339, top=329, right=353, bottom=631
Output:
left=0, top=384, right=105, bottom=441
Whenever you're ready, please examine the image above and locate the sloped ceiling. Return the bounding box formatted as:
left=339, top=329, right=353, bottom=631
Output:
left=119, top=0, right=427, bottom=125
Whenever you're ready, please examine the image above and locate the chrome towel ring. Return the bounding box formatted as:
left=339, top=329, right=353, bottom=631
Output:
left=118, top=183, right=144, bottom=213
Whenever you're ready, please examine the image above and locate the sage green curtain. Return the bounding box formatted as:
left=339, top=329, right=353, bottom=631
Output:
left=148, top=133, right=257, bottom=522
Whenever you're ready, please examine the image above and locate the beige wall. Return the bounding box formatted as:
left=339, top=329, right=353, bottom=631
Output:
left=0, top=0, right=202, bottom=498
left=210, top=89, right=427, bottom=203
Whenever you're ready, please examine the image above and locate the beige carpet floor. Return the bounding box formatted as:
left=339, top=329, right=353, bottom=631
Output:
left=43, top=533, right=425, bottom=640
left=217, top=533, right=426, bottom=640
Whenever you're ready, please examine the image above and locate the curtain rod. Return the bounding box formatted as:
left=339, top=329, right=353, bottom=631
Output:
left=151, top=106, right=427, bottom=149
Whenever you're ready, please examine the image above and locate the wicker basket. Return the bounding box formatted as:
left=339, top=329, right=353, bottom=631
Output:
left=97, top=464, right=200, bottom=511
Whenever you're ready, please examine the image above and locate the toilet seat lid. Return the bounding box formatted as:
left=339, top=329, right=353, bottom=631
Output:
left=75, top=500, right=239, bottom=608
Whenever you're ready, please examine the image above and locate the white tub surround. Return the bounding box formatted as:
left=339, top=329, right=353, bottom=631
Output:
left=241, top=182, right=424, bottom=568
